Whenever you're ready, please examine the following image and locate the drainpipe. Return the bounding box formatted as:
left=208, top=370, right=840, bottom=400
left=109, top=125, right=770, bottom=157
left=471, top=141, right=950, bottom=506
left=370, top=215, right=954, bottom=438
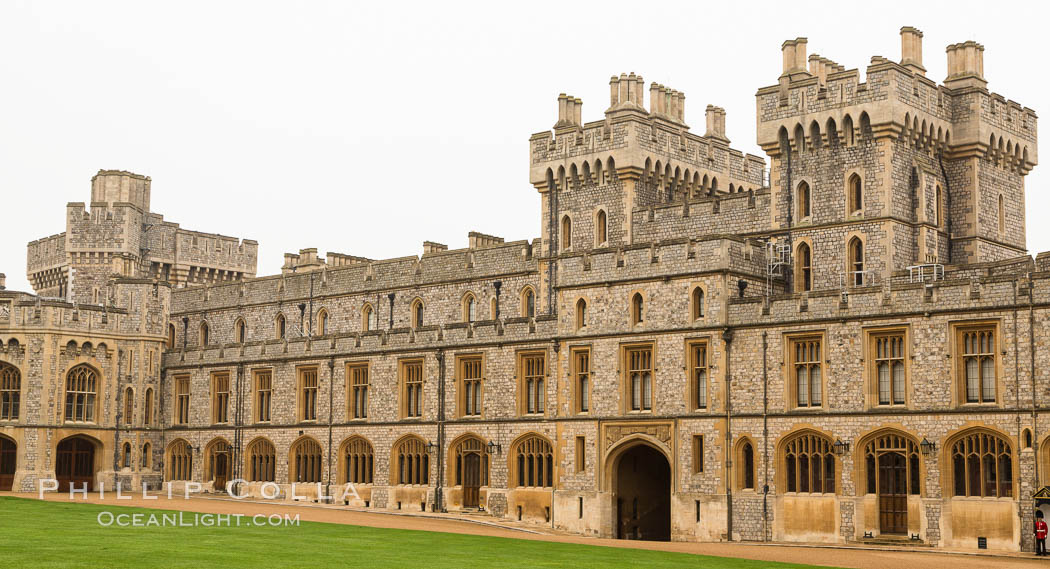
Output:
left=1030, top=274, right=1038, bottom=486
left=233, top=363, right=244, bottom=496
left=936, top=152, right=953, bottom=264
left=435, top=350, right=446, bottom=512
left=723, top=327, right=734, bottom=541
left=326, top=357, right=334, bottom=503
left=762, top=331, right=770, bottom=542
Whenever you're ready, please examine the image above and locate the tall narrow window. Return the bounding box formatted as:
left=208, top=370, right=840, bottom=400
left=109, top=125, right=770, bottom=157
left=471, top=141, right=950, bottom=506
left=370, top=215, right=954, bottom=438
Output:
left=847, top=174, right=862, bottom=215
left=168, top=440, right=192, bottom=481
left=626, top=346, right=653, bottom=412
left=65, top=365, right=98, bottom=423
left=236, top=319, right=247, bottom=343
left=575, top=436, right=586, bottom=473
left=796, top=243, right=812, bottom=292
left=254, top=370, right=272, bottom=422
left=575, top=298, right=586, bottom=330
left=460, top=356, right=483, bottom=417
left=362, top=305, right=376, bottom=331
left=401, top=360, right=423, bottom=418
left=275, top=314, right=286, bottom=340
left=348, top=363, right=369, bottom=419
left=848, top=238, right=864, bottom=286
left=463, top=294, right=477, bottom=323
left=123, top=387, right=134, bottom=426
left=691, top=287, right=704, bottom=320
left=690, top=341, right=708, bottom=410
left=317, top=309, right=329, bottom=335
left=797, top=181, right=811, bottom=219
left=960, top=327, right=997, bottom=404
left=0, top=364, right=19, bottom=421
left=143, top=387, right=153, bottom=426
left=411, top=300, right=424, bottom=329
left=935, top=185, right=943, bottom=228
left=522, top=288, right=535, bottom=318
left=199, top=322, right=209, bottom=347
left=630, top=293, right=644, bottom=325
left=873, top=334, right=906, bottom=406
left=299, top=367, right=318, bottom=421
left=520, top=353, right=546, bottom=415
left=741, top=441, right=755, bottom=490
left=292, top=438, right=323, bottom=483
left=246, top=438, right=276, bottom=482
left=142, top=442, right=152, bottom=469
left=343, top=437, right=374, bottom=484
left=791, top=336, right=822, bottom=408
left=998, top=195, right=1005, bottom=234
left=596, top=210, right=607, bottom=245
left=167, top=324, right=176, bottom=349
left=174, top=375, right=190, bottom=425
left=573, top=349, right=590, bottom=414
left=212, top=373, right=230, bottom=424
left=561, top=216, right=572, bottom=251
left=692, top=435, right=704, bottom=473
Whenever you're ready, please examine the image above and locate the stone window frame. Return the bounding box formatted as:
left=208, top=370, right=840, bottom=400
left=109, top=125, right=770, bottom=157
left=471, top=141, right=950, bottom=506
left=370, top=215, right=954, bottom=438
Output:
left=945, top=427, right=1014, bottom=499
left=845, top=232, right=866, bottom=288
left=520, top=286, right=536, bottom=318
left=685, top=337, right=711, bottom=412
left=290, top=435, right=323, bottom=484
left=517, top=349, right=548, bottom=417
left=570, top=345, right=592, bottom=415
left=199, top=321, right=210, bottom=347
left=252, top=368, right=273, bottom=423
left=560, top=214, right=573, bottom=252
left=346, top=361, right=369, bottom=420
left=845, top=170, right=863, bottom=218
left=409, top=298, right=424, bottom=330
left=391, top=434, right=429, bottom=486
left=274, top=313, right=286, bottom=340
left=794, top=239, right=813, bottom=292
left=456, top=353, right=485, bottom=419
left=339, top=435, right=375, bottom=485
left=796, top=179, right=812, bottom=223
left=594, top=207, right=608, bottom=247
left=245, top=437, right=276, bottom=482
left=122, top=386, right=134, bottom=426
left=998, top=193, right=1006, bottom=237
left=692, top=434, right=704, bottom=474
left=629, top=290, right=646, bottom=326
left=167, top=324, right=176, bottom=350
left=210, top=371, right=231, bottom=425
left=733, top=435, right=757, bottom=491
left=141, top=442, right=152, bottom=469
left=620, top=341, right=656, bottom=414
left=296, top=365, right=320, bottom=423
left=462, top=292, right=478, bottom=323
left=783, top=330, right=827, bottom=411
left=575, top=436, right=586, bottom=473
left=235, top=318, right=247, bottom=344
left=143, top=387, right=154, bottom=426
left=950, top=319, right=1003, bottom=407
left=777, top=429, right=838, bottom=495
left=316, top=308, right=330, bottom=336
left=574, top=296, right=587, bottom=331
left=398, top=357, right=425, bottom=420
left=166, top=438, right=192, bottom=481
left=0, top=363, right=20, bottom=421
left=361, top=303, right=376, bottom=332
left=863, top=325, right=911, bottom=409
left=173, top=374, right=190, bottom=425
left=690, top=284, right=706, bottom=321
left=509, top=432, right=554, bottom=489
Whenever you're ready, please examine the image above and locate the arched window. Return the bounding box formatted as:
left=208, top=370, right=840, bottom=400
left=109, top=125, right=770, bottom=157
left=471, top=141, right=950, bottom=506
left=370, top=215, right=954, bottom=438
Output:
left=738, top=439, right=755, bottom=490
left=143, top=388, right=154, bottom=426
left=860, top=112, right=872, bottom=139
left=142, top=442, right=152, bottom=469
left=561, top=216, right=572, bottom=251
left=794, top=124, right=806, bottom=154
left=1024, top=429, right=1033, bottom=449
left=275, top=314, right=286, bottom=340
left=123, top=387, right=133, bottom=426
left=848, top=238, right=864, bottom=287
left=796, top=243, right=812, bottom=292
left=246, top=438, right=275, bottom=482
left=797, top=181, right=811, bottom=219
left=691, top=287, right=704, bottom=320
left=167, top=439, right=192, bottom=481
left=783, top=432, right=835, bottom=493
left=411, top=299, right=424, bottom=330
left=463, top=293, right=477, bottom=323
left=950, top=430, right=1012, bottom=498
left=630, top=293, right=644, bottom=325
left=362, top=304, right=376, bottom=331
left=809, top=121, right=821, bottom=151
left=862, top=433, right=920, bottom=496
left=998, top=195, right=1005, bottom=234
left=0, top=363, right=21, bottom=420
left=848, top=174, right=862, bottom=215
left=842, top=115, right=855, bottom=146
left=596, top=210, right=607, bottom=245
left=236, top=319, right=247, bottom=343
left=291, top=438, right=323, bottom=483
left=575, top=298, right=586, bottom=330
left=167, top=324, right=176, bottom=350
left=122, top=442, right=132, bottom=469
left=513, top=435, right=553, bottom=488
left=453, top=436, right=489, bottom=487
left=521, top=288, right=535, bottom=318
left=204, top=439, right=229, bottom=481
left=393, top=436, right=429, bottom=485
left=199, top=322, right=209, bottom=347
left=64, top=365, right=98, bottom=422
left=317, top=309, right=329, bottom=336
left=342, top=437, right=374, bottom=484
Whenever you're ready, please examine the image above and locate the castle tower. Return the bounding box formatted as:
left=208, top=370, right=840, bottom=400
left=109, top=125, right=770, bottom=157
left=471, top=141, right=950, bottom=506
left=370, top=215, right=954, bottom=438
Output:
left=756, top=27, right=1037, bottom=292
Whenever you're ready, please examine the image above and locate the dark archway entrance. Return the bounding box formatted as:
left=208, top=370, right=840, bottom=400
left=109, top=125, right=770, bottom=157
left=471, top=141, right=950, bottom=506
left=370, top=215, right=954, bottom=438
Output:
left=463, top=453, right=481, bottom=508
left=56, top=436, right=96, bottom=492
left=878, top=452, right=907, bottom=534
left=0, top=436, right=16, bottom=491
left=214, top=453, right=229, bottom=492
left=615, top=444, right=671, bottom=541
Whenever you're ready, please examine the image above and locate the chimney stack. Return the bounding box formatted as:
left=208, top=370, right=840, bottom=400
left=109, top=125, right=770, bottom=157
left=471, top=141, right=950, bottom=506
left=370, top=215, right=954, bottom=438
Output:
left=0, top=273, right=5, bottom=290
left=945, top=40, right=986, bottom=88
left=705, top=105, right=728, bottom=142
left=555, top=94, right=583, bottom=130
left=423, top=241, right=448, bottom=255
left=608, top=72, right=645, bottom=112
left=781, top=38, right=809, bottom=78
left=900, top=27, right=926, bottom=75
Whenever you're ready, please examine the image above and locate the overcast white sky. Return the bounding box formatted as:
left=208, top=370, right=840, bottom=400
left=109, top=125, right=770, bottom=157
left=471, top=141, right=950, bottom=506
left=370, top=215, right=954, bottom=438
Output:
left=1, top=1, right=1045, bottom=292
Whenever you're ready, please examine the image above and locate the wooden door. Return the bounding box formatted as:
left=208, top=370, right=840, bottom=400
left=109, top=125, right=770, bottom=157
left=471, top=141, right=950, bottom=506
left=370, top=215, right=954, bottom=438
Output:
left=878, top=452, right=907, bottom=534
left=463, top=452, right=480, bottom=508
left=214, top=453, right=228, bottom=492
left=56, top=437, right=95, bottom=492
left=0, top=437, right=15, bottom=491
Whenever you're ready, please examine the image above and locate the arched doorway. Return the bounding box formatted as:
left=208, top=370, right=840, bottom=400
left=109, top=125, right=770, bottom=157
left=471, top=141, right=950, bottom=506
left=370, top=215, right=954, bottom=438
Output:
left=56, top=436, right=97, bottom=491
left=452, top=436, right=488, bottom=509
left=205, top=439, right=231, bottom=492
left=613, top=443, right=671, bottom=541
left=0, top=436, right=16, bottom=491
left=860, top=432, right=920, bottom=536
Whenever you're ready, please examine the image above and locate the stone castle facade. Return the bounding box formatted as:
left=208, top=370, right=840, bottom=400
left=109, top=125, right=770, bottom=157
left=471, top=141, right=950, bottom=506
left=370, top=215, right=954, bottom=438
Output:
left=0, top=26, right=1046, bottom=552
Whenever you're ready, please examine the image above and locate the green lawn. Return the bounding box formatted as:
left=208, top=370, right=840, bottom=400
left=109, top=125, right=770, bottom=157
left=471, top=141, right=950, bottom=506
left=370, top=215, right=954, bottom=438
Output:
left=0, top=496, right=833, bottom=569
